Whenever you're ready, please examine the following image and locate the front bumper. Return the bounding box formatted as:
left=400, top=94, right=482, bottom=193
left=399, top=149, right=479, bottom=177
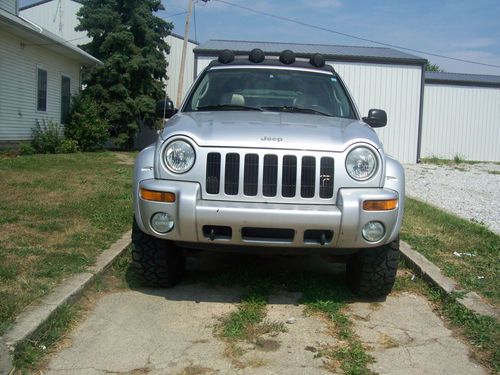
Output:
left=135, top=179, right=401, bottom=250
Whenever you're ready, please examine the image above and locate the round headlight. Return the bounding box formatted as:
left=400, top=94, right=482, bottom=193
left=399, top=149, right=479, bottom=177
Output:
left=345, top=147, right=378, bottom=181
left=164, top=140, right=195, bottom=173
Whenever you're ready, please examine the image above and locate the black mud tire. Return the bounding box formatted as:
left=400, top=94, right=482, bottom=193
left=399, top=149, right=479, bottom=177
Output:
left=131, top=218, right=185, bottom=287
left=347, top=238, right=400, bottom=298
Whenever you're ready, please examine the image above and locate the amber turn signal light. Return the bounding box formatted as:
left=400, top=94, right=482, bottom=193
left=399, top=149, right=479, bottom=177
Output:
left=363, top=199, right=398, bottom=211
left=140, top=188, right=176, bottom=203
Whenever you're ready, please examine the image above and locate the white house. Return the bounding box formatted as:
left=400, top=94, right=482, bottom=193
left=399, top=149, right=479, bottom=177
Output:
left=20, top=0, right=199, bottom=107
left=0, top=0, right=100, bottom=146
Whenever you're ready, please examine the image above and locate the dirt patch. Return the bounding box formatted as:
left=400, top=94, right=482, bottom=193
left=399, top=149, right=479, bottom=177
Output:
left=114, top=152, right=135, bottom=165
left=255, top=337, right=280, bottom=352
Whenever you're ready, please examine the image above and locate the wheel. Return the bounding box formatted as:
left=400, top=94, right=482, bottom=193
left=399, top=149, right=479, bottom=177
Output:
left=131, top=217, right=185, bottom=287
left=346, top=238, right=399, bottom=298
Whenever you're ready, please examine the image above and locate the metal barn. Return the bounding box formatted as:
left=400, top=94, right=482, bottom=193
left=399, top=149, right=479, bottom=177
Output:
left=422, top=72, right=500, bottom=162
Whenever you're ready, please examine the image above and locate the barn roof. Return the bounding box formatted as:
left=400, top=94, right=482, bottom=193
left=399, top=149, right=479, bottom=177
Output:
left=425, top=71, right=500, bottom=88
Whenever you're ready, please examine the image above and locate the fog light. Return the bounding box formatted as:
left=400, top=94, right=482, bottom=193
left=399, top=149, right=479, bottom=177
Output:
left=151, top=212, right=174, bottom=233
left=362, top=221, right=385, bottom=242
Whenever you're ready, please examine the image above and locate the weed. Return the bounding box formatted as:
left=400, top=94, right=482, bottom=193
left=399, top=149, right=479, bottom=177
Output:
left=421, top=157, right=480, bottom=166
left=453, top=154, right=465, bottom=164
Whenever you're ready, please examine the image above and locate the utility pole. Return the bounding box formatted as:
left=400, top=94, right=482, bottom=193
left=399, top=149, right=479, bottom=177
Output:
left=176, top=0, right=193, bottom=108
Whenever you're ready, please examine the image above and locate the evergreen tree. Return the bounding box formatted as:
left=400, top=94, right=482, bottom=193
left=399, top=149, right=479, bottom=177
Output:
left=425, top=62, right=444, bottom=72
left=76, top=0, right=172, bottom=148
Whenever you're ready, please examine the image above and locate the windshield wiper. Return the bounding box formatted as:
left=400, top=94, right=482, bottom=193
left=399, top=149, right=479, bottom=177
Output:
left=261, top=106, right=332, bottom=117
left=196, top=104, right=263, bottom=112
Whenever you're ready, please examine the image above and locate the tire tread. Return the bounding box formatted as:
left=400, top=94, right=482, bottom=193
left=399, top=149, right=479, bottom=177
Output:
left=131, top=219, right=185, bottom=287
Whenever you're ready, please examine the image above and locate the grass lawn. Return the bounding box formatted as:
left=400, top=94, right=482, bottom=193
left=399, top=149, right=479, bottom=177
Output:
left=0, top=152, right=134, bottom=336
left=401, top=197, right=500, bottom=307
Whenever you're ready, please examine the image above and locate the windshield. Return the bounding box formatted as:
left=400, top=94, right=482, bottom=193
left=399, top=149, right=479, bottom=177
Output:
left=183, top=67, right=357, bottom=119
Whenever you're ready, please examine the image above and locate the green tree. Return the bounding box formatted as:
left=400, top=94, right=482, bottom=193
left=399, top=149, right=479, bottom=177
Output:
left=425, top=62, right=444, bottom=72
left=76, top=0, right=172, bottom=149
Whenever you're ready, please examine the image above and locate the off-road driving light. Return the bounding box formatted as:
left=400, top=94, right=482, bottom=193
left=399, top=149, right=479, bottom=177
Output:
left=151, top=212, right=174, bottom=233
left=279, top=50, right=296, bottom=64
left=310, top=53, right=325, bottom=67
left=362, top=221, right=385, bottom=242
left=140, top=188, right=176, bottom=203
left=249, top=48, right=265, bottom=63
left=363, top=199, right=398, bottom=211
left=218, top=49, right=235, bottom=64
left=345, top=147, right=378, bottom=181
left=164, top=140, right=195, bottom=173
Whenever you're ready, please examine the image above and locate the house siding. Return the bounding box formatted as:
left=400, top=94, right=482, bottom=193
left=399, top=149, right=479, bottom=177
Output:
left=0, top=28, right=80, bottom=140
left=20, top=0, right=90, bottom=46
left=0, top=0, right=16, bottom=14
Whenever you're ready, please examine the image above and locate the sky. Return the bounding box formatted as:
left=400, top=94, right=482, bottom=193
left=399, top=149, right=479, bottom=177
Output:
left=17, top=0, right=500, bottom=75
left=157, top=0, right=500, bottom=75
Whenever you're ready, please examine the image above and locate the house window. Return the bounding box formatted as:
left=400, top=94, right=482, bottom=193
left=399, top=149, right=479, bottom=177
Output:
left=61, top=76, right=71, bottom=124
left=37, top=68, right=47, bottom=111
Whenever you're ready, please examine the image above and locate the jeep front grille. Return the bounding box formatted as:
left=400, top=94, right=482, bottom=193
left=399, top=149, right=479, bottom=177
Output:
left=205, top=152, right=334, bottom=201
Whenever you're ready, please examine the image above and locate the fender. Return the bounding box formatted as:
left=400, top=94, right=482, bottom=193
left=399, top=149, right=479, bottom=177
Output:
left=384, top=156, right=405, bottom=242
left=133, top=145, right=156, bottom=232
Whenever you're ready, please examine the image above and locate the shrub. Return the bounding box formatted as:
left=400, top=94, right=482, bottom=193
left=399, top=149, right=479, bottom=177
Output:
left=31, top=119, right=63, bottom=154
left=19, top=142, right=35, bottom=155
left=59, top=139, right=79, bottom=153
left=65, top=96, right=109, bottom=151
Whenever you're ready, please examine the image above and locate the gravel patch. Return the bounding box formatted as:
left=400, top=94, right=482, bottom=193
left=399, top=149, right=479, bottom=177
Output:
left=403, top=162, right=500, bottom=235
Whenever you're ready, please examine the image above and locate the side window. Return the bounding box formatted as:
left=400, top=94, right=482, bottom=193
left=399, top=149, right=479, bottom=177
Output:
left=61, top=76, right=71, bottom=124
left=37, top=68, right=47, bottom=111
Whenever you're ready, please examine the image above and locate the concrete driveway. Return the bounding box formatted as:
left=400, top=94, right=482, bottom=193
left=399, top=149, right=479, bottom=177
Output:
left=43, top=254, right=486, bottom=375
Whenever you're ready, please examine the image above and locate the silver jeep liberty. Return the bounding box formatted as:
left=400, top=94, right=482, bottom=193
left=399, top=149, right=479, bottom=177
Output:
left=132, top=49, right=405, bottom=297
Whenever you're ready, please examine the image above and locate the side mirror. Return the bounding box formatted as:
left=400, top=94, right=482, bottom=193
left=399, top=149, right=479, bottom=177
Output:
left=156, top=99, right=177, bottom=119
left=363, top=109, right=387, bottom=128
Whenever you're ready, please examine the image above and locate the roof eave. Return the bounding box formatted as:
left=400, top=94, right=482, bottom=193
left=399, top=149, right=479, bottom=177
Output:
left=425, top=79, right=500, bottom=89
left=0, top=10, right=101, bottom=66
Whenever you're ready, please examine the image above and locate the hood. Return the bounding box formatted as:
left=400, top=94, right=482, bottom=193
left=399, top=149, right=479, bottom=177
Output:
left=160, top=111, right=382, bottom=152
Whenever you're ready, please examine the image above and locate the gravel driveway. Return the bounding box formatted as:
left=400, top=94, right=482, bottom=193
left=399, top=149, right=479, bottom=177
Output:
left=404, top=162, right=500, bottom=235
